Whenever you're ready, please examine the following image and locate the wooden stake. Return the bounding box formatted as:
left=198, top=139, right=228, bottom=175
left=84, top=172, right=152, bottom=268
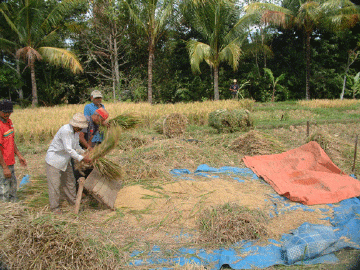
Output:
left=74, top=177, right=85, bottom=214
left=306, top=121, right=310, bottom=137
left=352, top=135, right=358, bottom=174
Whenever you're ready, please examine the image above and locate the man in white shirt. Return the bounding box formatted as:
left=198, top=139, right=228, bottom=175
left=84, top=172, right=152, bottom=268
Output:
left=45, top=113, right=92, bottom=213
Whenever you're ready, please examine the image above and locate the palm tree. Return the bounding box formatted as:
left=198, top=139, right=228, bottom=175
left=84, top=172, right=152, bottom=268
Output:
left=182, top=0, right=253, bottom=100
left=0, top=0, right=85, bottom=106
left=124, top=0, right=174, bottom=104
left=246, top=0, right=359, bottom=100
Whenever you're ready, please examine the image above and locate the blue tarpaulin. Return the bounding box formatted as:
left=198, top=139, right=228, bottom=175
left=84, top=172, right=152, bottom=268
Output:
left=130, top=165, right=360, bottom=269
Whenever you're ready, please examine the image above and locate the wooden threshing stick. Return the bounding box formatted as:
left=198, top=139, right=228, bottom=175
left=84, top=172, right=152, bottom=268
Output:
left=74, top=177, right=86, bottom=214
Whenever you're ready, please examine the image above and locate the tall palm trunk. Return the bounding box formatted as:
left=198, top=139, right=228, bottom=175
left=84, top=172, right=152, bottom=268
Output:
left=16, top=60, right=23, bottom=100
left=148, top=42, right=155, bottom=104
left=30, top=60, right=38, bottom=106
left=214, top=66, right=219, bottom=100
left=305, top=32, right=311, bottom=100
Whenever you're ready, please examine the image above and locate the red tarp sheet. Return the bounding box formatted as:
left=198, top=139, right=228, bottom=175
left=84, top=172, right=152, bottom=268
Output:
left=243, top=141, right=360, bottom=205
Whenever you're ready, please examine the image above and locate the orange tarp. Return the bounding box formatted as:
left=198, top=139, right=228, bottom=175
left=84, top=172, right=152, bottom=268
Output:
left=243, top=141, right=360, bottom=205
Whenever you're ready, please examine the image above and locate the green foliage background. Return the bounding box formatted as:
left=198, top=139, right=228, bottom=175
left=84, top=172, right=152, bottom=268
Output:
left=1, top=0, right=360, bottom=105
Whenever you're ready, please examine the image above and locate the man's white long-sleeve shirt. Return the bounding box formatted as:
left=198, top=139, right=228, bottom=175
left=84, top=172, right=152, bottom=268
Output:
left=45, top=124, right=85, bottom=171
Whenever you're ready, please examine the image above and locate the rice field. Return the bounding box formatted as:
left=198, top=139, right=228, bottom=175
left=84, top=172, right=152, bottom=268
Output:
left=12, top=99, right=255, bottom=143
left=11, top=98, right=360, bottom=144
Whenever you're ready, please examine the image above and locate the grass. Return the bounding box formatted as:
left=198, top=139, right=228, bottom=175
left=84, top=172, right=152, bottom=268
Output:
left=3, top=99, right=360, bottom=269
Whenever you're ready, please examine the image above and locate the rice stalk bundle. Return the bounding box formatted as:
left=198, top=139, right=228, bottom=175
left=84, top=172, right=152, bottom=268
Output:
left=90, top=125, right=122, bottom=180
left=163, top=113, right=188, bottom=138
left=108, top=113, right=142, bottom=129
left=208, top=109, right=252, bottom=133
left=154, top=113, right=188, bottom=138
left=93, top=157, right=122, bottom=180
left=90, top=125, right=122, bottom=160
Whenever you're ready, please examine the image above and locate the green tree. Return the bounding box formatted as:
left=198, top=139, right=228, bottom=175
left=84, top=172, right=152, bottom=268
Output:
left=124, top=0, right=174, bottom=104
left=183, top=0, right=252, bottom=100
left=0, top=0, right=86, bottom=106
left=263, top=68, right=285, bottom=102
left=246, top=0, right=359, bottom=100
left=340, top=43, right=359, bottom=99
left=351, top=71, right=360, bottom=99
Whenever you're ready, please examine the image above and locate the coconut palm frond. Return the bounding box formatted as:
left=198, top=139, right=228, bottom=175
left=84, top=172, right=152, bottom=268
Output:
left=16, top=47, right=43, bottom=64
left=187, top=40, right=211, bottom=73
left=219, top=43, right=242, bottom=71
left=38, top=47, right=83, bottom=74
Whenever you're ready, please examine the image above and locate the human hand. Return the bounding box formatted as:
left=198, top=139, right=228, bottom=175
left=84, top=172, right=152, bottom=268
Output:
left=82, top=155, right=92, bottom=164
left=103, top=121, right=110, bottom=128
left=3, top=166, right=12, bottom=178
left=19, top=156, right=27, bottom=167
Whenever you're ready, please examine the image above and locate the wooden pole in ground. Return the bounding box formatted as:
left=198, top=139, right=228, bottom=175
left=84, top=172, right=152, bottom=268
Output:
left=306, top=121, right=310, bottom=137
left=74, top=177, right=86, bottom=214
left=352, top=135, right=358, bottom=174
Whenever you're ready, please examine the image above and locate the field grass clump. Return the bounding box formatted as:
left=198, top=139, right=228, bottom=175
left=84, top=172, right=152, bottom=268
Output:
left=197, top=203, right=269, bottom=246
left=208, top=109, right=252, bottom=133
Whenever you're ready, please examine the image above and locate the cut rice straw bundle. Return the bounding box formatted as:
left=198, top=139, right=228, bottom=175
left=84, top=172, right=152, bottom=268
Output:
left=94, top=157, right=122, bottom=180
left=90, top=125, right=122, bottom=180
left=90, top=125, right=122, bottom=160
left=108, top=113, right=142, bottom=130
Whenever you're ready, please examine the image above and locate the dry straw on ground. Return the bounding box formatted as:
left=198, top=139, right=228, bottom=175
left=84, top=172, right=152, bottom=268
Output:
left=0, top=203, right=119, bottom=270
left=197, top=203, right=270, bottom=246
left=230, top=130, right=285, bottom=156
left=305, top=129, right=351, bottom=169
left=113, top=176, right=332, bottom=247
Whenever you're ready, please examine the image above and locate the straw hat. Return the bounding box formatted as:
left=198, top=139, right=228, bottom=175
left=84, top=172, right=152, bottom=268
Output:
left=91, top=90, right=103, bottom=98
left=233, top=79, right=237, bottom=83
left=69, top=113, right=88, bottom=129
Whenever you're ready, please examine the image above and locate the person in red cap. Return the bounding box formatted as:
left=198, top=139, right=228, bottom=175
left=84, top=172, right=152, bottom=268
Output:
left=0, top=100, right=27, bottom=202
left=79, top=108, right=109, bottom=150
left=83, top=90, right=109, bottom=145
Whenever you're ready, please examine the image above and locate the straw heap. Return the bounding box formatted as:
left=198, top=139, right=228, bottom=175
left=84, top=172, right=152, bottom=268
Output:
left=208, top=109, right=252, bottom=133
left=154, top=113, right=188, bottom=138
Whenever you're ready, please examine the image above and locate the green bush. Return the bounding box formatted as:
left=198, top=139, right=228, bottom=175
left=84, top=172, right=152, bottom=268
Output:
left=208, top=109, right=252, bottom=133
